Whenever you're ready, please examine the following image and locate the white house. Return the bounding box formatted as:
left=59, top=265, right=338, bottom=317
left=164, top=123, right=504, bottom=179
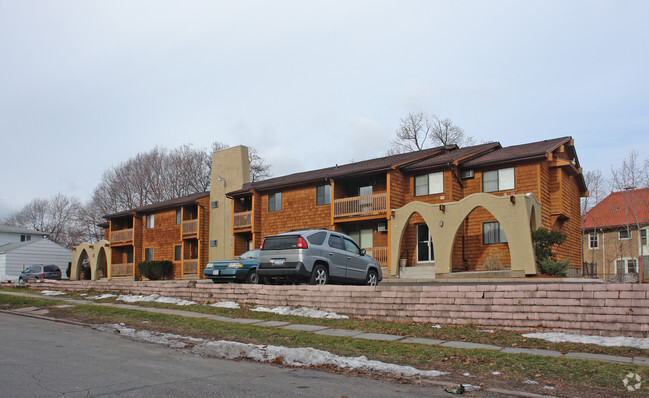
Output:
left=0, top=225, right=70, bottom=282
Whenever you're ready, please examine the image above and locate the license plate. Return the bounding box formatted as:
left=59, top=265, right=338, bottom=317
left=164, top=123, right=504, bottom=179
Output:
left=271, top=258, right=285, bottom=265
left=212, top=270, right=220, bottom=275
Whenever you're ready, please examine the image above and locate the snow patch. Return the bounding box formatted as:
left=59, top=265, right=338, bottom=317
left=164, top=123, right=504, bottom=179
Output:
left=41, top=290, right=66, bottom=296
left=210, top=301, right=240, bottom=309
left=97, top=323, right=447, bottom=379
left=86, top=293, right=117, bottom=300
left=117, top=294, right=197, bottom=306
left=251, top=306, right=348, bottom=319
left=523, top=332, right=649, bottom=350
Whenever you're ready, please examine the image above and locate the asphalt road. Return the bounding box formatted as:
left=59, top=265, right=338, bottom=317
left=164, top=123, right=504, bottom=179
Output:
left=0, top=312, right=477, bottom=398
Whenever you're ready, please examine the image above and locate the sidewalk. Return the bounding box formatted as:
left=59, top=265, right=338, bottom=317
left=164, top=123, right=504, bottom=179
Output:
left=1, top=290, right=648, bottom=368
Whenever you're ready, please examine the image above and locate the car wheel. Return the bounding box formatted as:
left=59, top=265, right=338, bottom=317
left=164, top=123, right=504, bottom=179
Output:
left=211, top=279, right=219, bottom=284
left=245, top=270, right=259, bottom=284
left=309, top=265, right=328, bottom=285
left=366, top=269, right=378, bottom=286
left=18, top=277, right=25, bottom=284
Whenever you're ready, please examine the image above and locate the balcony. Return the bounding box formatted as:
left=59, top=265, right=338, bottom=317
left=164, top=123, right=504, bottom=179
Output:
left=334, top=193, right=387, bottom=218
left=111, top=263, right=133, bottom=277
left=182, top=219, right=198, bottom=236
left=110, top=228, right=133, bottom=244
left=183, top=259, right=199, bottom=275
left=365, top=246, right=388, bottom=268
left=234, top=211, right=252, bottom=229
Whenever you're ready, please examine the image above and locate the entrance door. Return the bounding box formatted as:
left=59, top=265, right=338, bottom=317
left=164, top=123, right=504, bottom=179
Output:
left=417, top=224, right=434, bottom=264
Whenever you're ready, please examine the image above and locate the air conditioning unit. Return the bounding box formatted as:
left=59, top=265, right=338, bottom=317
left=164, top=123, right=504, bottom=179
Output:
left=460, top=169, right=475, bottom=179
left=377, top=223, right=387, bottom=232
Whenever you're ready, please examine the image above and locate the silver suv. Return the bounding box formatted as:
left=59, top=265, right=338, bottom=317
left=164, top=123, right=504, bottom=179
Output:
left=257, top=229, right=382, bottom=286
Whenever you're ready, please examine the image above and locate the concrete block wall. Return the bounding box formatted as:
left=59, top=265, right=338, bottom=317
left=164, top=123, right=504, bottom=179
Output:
left=35, top=281, right=649, bottom=337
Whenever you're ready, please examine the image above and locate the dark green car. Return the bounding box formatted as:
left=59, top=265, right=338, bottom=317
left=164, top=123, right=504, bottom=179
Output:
left=203, top=249, right=260, bottom=284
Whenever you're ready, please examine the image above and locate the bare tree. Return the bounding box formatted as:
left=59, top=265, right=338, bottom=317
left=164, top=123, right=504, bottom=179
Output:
left=3, top=194, right=82, bottom=248
left=581, top=169, right=608, bottom=267
left=390, top=112, right=474, bottom=154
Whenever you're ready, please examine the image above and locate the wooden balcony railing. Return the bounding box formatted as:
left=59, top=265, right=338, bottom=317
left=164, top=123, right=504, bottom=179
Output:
left=110, top=229, right=133, bottom=243
left=334, top=193, right=387, bottom=218
left=183, top=259, right=199, bottom=274
left=365, top=246, right=388, bottom=268
left=234, top=211, right=252, bottom=228
left=182, top=219, right=198, bottom=235
left=111, top=263, right=133, bottom=277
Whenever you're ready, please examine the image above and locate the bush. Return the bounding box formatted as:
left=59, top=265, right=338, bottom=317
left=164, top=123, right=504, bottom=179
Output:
left=81, top=265, right=91, bottom=280
left=66, top=262, right=71, bottom=278
left=538, top=258, right=570, bottom=276
left=138, top=261, right=174, bottom=280
left=532, top=228, right=566, bottom=263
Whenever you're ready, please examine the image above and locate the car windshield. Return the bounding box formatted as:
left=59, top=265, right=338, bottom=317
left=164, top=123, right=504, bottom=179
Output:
left=237, top=250, right=259, bottom=260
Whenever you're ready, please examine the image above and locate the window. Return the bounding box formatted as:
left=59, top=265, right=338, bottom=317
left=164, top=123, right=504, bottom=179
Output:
left=145, top=214, right=155, bottom=229
left=20, top=234, right=31, bottom=242
left=616, top=258, right=637, bottom=274
left=348, top=229, right=373, bottom=250
left=174, top=245, right=182, bottom=262
left=482, top=167, right=515, bottom=192
left=343, top=238, right=361, bottom=255
left=483, top=221, right=507, bottom=244
left=306, top=232, right=327, bottom=246
left=268, top=192, right=282, bottom=212
left=176, top=209, right=181, bottom=225
left=588, top=233, right=599, bottom=250
left=417, top=224, right=434, bottom=263
left=126, top=250, right=133, bottom=264
left=619, top=229, right=630, bottom=240
left=316, top=185, right=331, bottom=206
left=144, top=248, right=154, bottom=261
left=641, top=229, right=648, bottom=246
left=328, top=235, right=345, bottom=250
left=414, top=172, right=444, bottom=196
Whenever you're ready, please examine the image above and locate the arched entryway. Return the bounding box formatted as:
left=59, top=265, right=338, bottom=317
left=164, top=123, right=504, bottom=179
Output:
left=70, top=240, right=111, bottom=280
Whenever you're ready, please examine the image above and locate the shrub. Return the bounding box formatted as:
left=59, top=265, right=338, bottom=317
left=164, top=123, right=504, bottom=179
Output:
left=81, top=265, right=91, bottom=280
left=532, top=228, right=566, bottom=263
left=138, top=261, right=174, bottom=280
left=484, top=256, right=503, bottom=271
left=66, top=262, right=71, bottom=278
left=538, top=258, right=570, bottom=276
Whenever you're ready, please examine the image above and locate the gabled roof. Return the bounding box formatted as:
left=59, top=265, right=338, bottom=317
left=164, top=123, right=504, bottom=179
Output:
left=400, top=142, right=501, bottom=172
left=0, top=224, right=48, bottom=236
left=583, top=188, right=649, bottom=230
left=227, top=145, right=456, bottom=196
left=103, top=191, right=210, bottom=219
left=462, top=137, right=573, bottom=168
left=0, top=241, right=32, bottom=254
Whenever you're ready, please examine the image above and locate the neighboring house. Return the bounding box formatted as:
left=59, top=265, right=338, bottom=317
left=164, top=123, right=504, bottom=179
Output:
left=227, top=137, right=587, bottom=277
left=101, top=192, right=211, bottom=280
left=0, top=239, right=71, bottom=280
left=582, top=188, right=649, bottom=279
left=0, top=224, right=47, bottom=245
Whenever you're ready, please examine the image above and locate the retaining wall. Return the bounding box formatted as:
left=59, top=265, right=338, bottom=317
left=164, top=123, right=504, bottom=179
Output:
left=34, top=281, right=649, bottom=338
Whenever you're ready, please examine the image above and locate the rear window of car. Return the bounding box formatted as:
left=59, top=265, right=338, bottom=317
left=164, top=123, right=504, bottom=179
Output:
left=306, top=232, right=327, bottom=246
left=44, top=265, right=59, bottom=272
left=262, top=236, right=299, bottom=250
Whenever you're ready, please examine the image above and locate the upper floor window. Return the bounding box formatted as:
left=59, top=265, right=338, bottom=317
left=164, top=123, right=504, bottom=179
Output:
left=176, top=209, right=181, bottom=225
left=316, top=185, right=331, bottom=206
left=641, top=228, right=648, bottom=246
left=588, top=232, right=599, bottom=250
left=145, top=214, right=155, bottom=229
left=20, top=234, right=31, bottom=242
left=268, top=192, right=282, bottom=212
left=483, top=221, right=507, bottom=244
left=483, top=167, right=515, bottom=193
left=619, top=228, right=630, bottom=240
left=415, top=172, right=444, bottom=196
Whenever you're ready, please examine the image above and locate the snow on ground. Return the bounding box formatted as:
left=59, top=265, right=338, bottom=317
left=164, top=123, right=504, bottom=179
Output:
left=117, top=294, right=197, bottom=306
left=251, top=306, right=348, bottom=319
left=96, top=323, right=448, bottom=379
left=41, top=290, right=66, bottom=296
left=523, top=332, right=649, bottom=350
left=0, top=274, right=17, bottom=283
left=86, top=293, right=117, bottom=300
left=210, top=301, right=240, bottom=309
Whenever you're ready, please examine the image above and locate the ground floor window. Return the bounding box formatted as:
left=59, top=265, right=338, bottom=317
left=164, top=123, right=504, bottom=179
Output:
left=174, top=245, right=182, bottom=261
left=144, top=248, right=154, bottom=262
left=616, top=258, right=637, bottom=274
left=589, top=232, right=599, bottom=249
left=417, top=224, right=434, bottom=263
left=483, top=221, right=507, bottom=244
left=348, top=229, right=373, bottom=250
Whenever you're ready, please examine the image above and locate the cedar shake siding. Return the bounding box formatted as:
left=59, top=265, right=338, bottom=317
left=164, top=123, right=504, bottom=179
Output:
left=104, top=192, right=210, bottom=280
left=229, top=137, right=587, bottom=275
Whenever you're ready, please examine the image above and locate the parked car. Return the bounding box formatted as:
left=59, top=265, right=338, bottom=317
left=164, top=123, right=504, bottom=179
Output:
left=18, top=264, right=62, bottom=283
left=203, top=249, right=260, bottom=284
left=257, top=229, right=382, bottom=286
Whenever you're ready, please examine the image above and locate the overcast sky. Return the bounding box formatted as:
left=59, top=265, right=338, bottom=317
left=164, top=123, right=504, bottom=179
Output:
left=1, top=1, right=648, bottom=217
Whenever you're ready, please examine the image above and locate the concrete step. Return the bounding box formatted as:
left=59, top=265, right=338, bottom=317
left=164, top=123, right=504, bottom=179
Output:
left=398, top=266, right=436, bottom=279
left=436, top=270, right=525, bottom=279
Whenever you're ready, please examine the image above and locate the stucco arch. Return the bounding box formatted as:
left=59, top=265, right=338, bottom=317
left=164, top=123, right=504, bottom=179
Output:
left=390, top=193, right=541, bottom=277
left=70, top=240, right=111, bottom=280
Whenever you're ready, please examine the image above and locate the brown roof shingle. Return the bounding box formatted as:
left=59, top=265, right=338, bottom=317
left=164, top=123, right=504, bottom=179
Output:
left=103, top=191, right=210, bottom=219
left=462, top=137, right=571, bottom=168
